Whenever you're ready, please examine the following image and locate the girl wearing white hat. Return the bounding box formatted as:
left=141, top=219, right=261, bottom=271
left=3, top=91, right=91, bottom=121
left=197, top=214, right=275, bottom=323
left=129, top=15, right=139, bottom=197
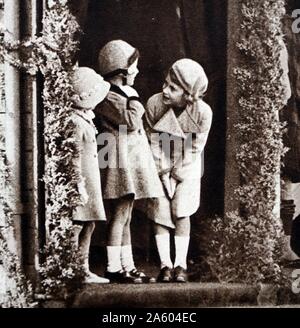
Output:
left=70, top=66, right=110, bottom=284
left=95, top=40, right=164, bottom=283
left=145, top=59, right=213, bottom=283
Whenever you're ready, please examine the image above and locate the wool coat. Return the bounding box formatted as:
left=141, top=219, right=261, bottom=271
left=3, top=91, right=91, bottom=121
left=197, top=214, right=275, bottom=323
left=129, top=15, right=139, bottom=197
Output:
left=144, top=93, right=212, bottom=228
left=94, top=85, right=164, bottom=200
left=71, top=111, right=106, bottom=222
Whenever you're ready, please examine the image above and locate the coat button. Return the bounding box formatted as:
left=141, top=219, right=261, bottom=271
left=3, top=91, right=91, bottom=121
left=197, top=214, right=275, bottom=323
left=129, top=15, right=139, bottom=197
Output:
left=94, top=154, right=97, bottom=158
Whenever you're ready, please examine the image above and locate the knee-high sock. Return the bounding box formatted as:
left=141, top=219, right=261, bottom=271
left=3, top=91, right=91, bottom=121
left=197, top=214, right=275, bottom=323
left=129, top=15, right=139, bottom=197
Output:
left=106, top=245, right=122, bottom=273
left=121, top=245, right=135, bottom=271
left=155, top=233, right=173, bottom=269
left=174, top=236, right=190, bottom=270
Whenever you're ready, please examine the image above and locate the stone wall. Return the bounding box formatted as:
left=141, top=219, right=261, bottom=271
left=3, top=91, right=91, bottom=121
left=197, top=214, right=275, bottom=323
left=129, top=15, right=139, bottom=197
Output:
left=0, top=1, right=4, bottom=142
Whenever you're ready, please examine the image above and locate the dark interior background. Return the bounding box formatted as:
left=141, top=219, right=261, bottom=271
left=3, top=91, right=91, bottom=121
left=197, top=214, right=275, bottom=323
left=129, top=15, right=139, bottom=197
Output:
left=70, top=0, right=228, bottom=265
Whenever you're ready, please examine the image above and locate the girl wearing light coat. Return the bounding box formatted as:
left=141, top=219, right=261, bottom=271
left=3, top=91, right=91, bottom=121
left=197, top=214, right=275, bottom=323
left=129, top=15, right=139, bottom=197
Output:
left=145, top=59, right=212, bottom=282
left=70, top=67, right=110, bottom=284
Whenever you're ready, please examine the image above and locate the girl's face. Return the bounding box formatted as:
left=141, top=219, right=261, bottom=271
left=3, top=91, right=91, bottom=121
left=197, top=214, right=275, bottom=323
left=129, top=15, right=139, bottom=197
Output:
left=162, top=73, right=187, bottom=108
left=126, top=59, right=139, bottom=86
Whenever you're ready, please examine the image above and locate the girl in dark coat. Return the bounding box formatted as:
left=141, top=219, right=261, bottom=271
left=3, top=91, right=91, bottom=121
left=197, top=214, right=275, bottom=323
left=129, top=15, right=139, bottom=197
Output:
left=95, top=40, right=164, bottom=283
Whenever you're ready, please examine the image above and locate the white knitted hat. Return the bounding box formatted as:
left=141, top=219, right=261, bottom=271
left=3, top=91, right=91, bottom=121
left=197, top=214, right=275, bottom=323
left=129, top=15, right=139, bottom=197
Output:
left=70, top=67, right=110, bottom=109
left=170, top=59, right=208, bottom=103
left=98, top=40, right=139, bottom=78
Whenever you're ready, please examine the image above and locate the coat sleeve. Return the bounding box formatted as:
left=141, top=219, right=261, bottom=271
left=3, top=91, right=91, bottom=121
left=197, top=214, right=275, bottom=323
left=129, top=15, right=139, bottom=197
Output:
left=145, top=96, right=173, bottom=176
left=171, top=105, right=212, bottom=182
left=99, top=92, right=145, bottom=131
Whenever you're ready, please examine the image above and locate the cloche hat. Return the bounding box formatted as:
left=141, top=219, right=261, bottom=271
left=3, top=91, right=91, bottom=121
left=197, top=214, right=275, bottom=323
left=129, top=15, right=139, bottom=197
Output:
left=70, top=67, right=110, bottom=109
left=98, top=40, right=139, bottom=79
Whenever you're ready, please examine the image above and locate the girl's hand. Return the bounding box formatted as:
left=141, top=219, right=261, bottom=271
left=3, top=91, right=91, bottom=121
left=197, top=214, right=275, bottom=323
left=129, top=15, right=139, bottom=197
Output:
left=161, top=173, right=177, bottom=199
left=170, top=176, right=178, bottom=198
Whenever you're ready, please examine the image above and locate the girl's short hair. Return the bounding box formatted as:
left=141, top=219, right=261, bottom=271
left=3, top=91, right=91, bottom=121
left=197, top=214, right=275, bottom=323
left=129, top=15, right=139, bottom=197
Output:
left=169, top=68, right=183, bottom=89
left=128, top=48, right=140, bottom=67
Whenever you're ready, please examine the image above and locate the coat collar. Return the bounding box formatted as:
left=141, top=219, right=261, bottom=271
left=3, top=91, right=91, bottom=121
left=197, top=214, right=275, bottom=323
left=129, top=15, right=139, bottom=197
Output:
left=177, top=105, right=204, bottom=133
left=153, top=109, right=186, bottom=139
left=153, top=103, right=203, bottom=138
left=73, top=109, right=98, bottom=134
left=110, top=84, right=128, bottom=98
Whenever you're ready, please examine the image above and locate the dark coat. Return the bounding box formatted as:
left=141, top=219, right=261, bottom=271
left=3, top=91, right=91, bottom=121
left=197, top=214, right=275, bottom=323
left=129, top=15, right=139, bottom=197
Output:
left=94, top=85, right=164, bottom=200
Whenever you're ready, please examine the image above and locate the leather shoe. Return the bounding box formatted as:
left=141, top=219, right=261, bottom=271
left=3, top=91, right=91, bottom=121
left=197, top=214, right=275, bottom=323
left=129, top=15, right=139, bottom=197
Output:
left=173, top=266, right=187, bottom=283
left=157, top=267, right=173, bottom=283
left=104, top=270, right=142, bottom=284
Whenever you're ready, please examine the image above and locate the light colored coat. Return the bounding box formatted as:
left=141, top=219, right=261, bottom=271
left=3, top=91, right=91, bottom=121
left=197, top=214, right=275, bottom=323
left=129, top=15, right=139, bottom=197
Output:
left=71, top=111, right=106, bottom=222
left=144, top=93, right=212, bottom=228
left=94, top=85, right=164, bottom=200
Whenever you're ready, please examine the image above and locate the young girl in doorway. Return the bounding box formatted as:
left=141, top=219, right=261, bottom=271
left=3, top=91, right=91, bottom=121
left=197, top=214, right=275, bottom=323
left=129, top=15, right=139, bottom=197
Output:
left=144, top=59, right=213, bottom=283
left=95, top=40, right=164, bottom=283
left=70, top=66, right=110, bottom=284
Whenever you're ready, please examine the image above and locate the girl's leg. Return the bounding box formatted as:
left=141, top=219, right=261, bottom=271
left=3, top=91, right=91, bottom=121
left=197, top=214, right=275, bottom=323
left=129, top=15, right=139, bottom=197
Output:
left=71, top=221, right=109, bottom=283
left=281, top=176, right=300, bottom=261
left=173, top=216, right=190, bottom=282
left=154, top=223, right=173, bottom=269
left=120, top=199, right=136, bottom=272
left=174, top=216, right=190, bottom=269
left=106, top=197, right=133, bottom=273
left=79, top=222, right=109, bottom=283
left=79, top=221, right=95, bottom=271
left=154, top=223, right=173, bottom=282
left=121, top=199, right=134, bottom=246
left=72, top=222, right=84, bottom=249
left=119, top=200, right=153, bottom=283
left=107, top=198, right=132, bottom=246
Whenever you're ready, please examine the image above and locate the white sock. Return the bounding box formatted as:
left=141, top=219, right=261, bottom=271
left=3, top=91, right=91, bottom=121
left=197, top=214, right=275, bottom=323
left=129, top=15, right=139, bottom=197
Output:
left=155, top=234, right=173, bottom=269
left=174, top=236, right=190, bottom=270
left=106, top=246, right=122, bottom=273
left=121, top=245, right=136, bottom=271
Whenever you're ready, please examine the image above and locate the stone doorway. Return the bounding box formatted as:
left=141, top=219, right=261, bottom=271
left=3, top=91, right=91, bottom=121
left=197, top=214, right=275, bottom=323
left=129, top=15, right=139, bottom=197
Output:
left=72, top=0, right=227, bottom=271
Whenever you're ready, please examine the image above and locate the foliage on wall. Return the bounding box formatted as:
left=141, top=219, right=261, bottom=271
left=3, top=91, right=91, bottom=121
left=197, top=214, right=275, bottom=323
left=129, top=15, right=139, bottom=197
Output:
left=38, top=0, right=85, bottom=299
left=206, top=0, right=288, bottom=285
left=0, top=0, right=84, bottom=301
left=0, top=69, right=35, bottom=306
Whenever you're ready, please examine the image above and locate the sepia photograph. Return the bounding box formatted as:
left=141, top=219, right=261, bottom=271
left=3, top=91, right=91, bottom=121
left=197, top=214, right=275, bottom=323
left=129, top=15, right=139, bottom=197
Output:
left=1, top=0, right=300, bottom=314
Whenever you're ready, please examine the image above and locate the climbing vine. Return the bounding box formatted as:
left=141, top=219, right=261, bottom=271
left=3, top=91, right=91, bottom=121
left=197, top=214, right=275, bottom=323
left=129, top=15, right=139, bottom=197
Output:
left=0, top=134, right=36, bottom=307
left=38, top=0, right=85, bottom=298
left=207, top=0, right=288, bottom=285
left=0, top=0, right=85, bottom=301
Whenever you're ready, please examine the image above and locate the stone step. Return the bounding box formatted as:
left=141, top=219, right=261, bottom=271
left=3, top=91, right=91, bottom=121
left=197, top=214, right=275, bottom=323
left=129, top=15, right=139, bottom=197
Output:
left=70, top=283, right=259, bottom=308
